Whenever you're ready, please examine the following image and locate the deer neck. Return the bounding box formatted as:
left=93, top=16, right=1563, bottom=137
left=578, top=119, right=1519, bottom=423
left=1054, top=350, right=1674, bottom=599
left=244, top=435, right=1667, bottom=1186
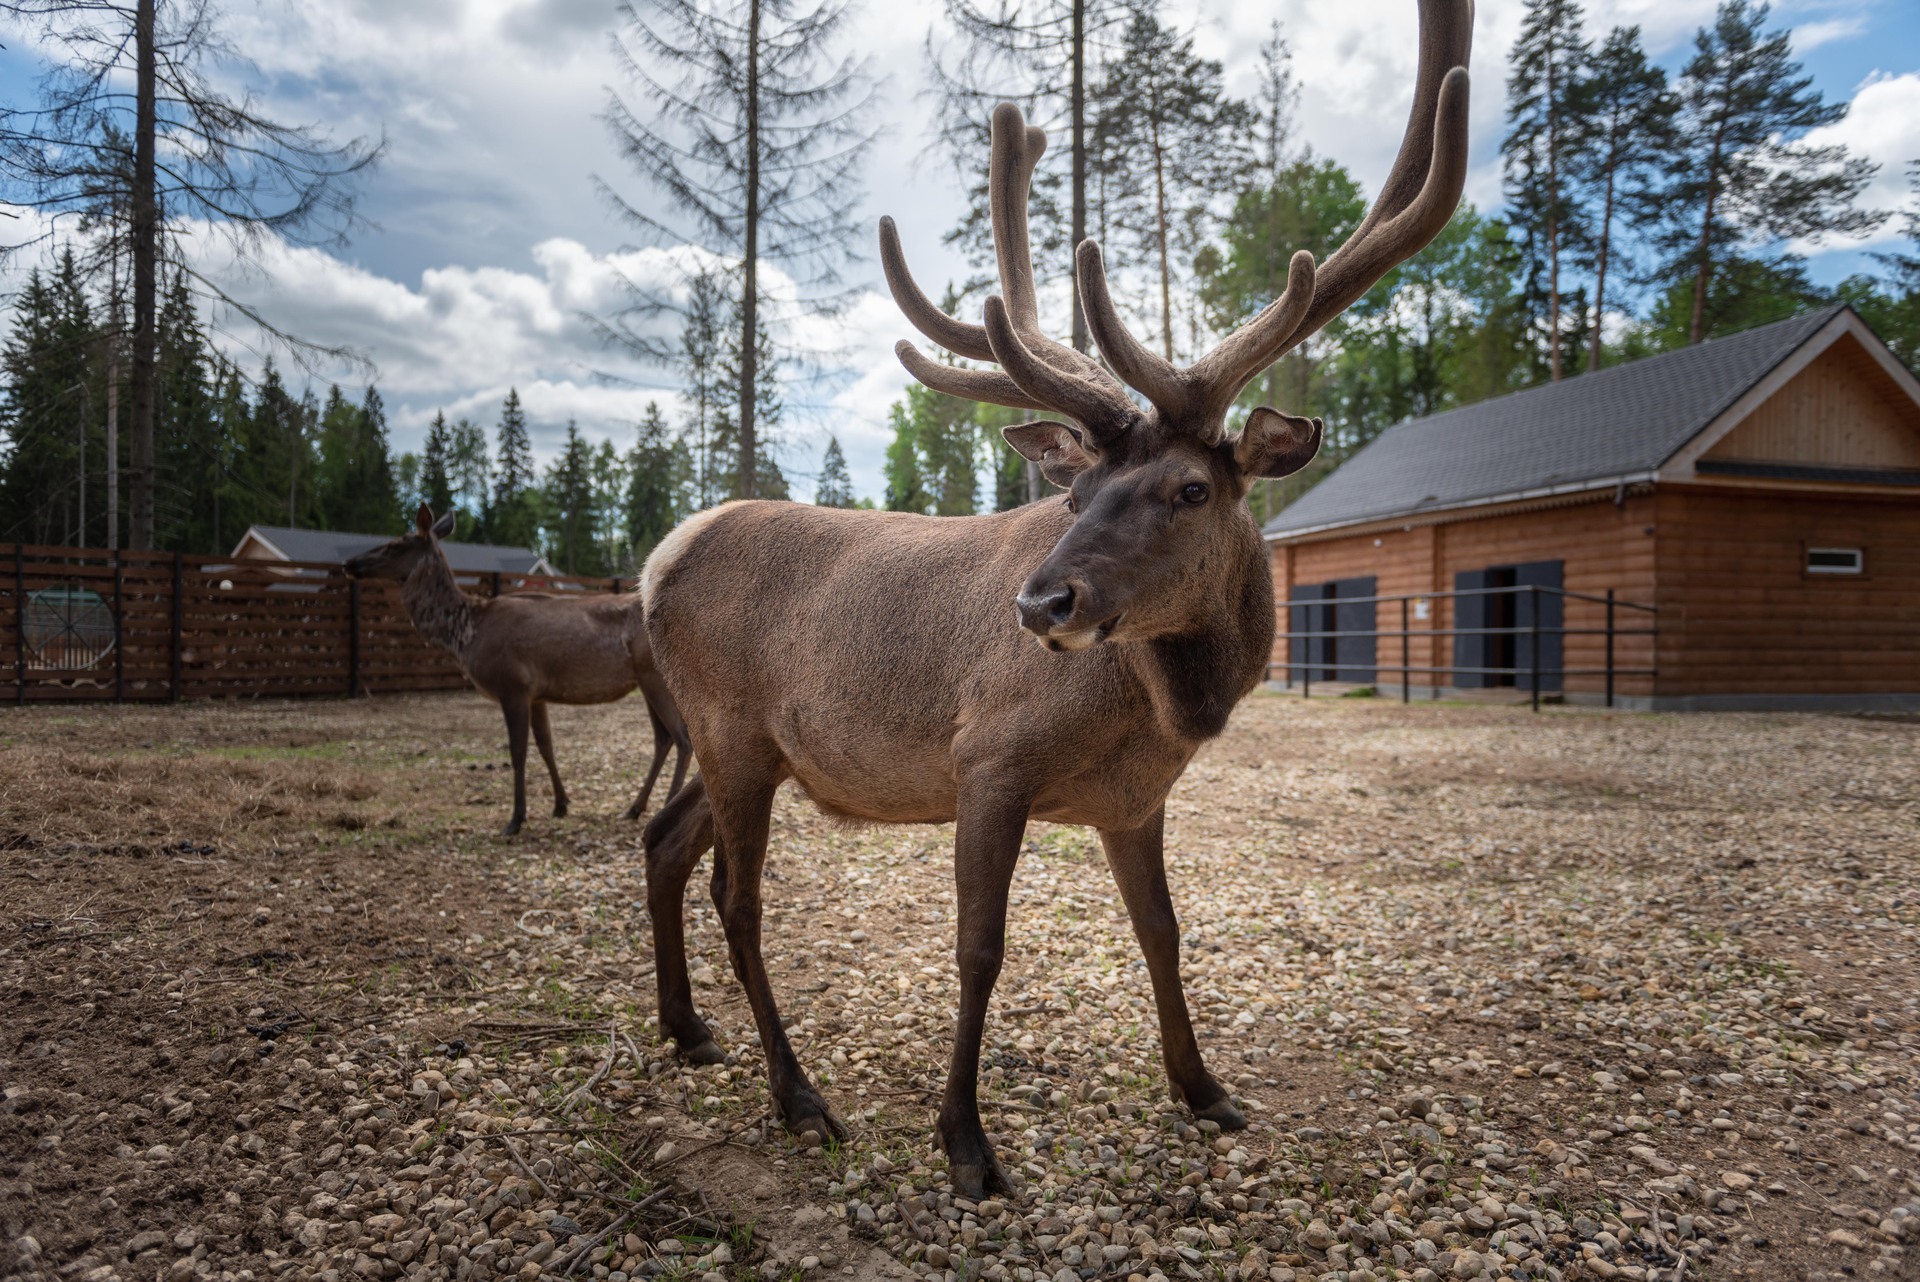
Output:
left=402, top=547, right=478, bottom=658
left=1128, top=528, right=1275, bottom=744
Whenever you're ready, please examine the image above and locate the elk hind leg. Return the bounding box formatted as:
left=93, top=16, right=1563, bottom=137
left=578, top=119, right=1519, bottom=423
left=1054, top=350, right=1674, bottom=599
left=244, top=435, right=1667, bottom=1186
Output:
left=939, top=788, right=1030, bottom=1199
left=531, top=702, right=568, bottom=818
left=1101, top=807, right=1244, bottom=1129
left=643, top=778, right=723, bottom=1065
left=706, top=760, right=840, bottom=1142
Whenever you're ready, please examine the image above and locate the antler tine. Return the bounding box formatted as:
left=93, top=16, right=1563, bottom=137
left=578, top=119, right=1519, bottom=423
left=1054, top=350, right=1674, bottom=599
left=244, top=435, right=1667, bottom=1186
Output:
left=1075, top=239, right=1193, bottom=419
left=1289, top=0, right=1472, bottom=343
left=893, top=340, right=1050, bottom=412
left=1185, top=250, right=1315, bottom=425
left=986, top=105, right=1044, bottom=336
left=879, top=217, right=996, bottom=364
left=982, top=297, right=1135, bottom=438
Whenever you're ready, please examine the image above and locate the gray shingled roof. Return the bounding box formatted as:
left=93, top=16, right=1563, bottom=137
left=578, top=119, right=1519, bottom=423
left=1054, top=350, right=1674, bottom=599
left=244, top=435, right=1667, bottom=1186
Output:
left=1263, top=305, right=1848, bottom=539
left=240, top=525, right=550, bottom=574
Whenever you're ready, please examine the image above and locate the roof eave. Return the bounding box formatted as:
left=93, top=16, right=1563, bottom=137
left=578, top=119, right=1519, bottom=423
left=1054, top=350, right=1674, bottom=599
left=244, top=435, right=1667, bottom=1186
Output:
left=1263, top=471, right=1659, bottom=543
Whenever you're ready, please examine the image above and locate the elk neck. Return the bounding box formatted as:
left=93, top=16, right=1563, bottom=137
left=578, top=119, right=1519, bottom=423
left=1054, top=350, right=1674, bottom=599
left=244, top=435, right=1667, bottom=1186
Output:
left=401, top=544, right=478, bottom=658
left=1121, top=516, right=1276, bottom=744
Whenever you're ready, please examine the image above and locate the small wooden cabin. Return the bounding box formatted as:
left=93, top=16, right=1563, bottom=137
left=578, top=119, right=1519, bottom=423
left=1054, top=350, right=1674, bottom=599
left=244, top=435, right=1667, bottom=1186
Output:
left=1263, top=305, right=1920, bottom=711
left=232, top=525, right=554, bottom=580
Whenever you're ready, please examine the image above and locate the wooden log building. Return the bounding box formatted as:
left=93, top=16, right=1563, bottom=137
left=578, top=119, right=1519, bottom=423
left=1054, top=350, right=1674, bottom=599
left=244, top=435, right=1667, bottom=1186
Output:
left=1263, top=305, right=1920, bottom=711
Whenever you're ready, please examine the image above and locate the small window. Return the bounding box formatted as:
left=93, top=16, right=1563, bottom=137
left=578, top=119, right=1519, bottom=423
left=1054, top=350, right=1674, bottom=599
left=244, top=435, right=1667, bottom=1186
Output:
left=1806, top=547, right=1863, bottom=575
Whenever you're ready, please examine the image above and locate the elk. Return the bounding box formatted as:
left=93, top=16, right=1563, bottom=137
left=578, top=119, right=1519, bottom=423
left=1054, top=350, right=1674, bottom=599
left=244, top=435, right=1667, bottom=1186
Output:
left=638, top=0, right=1469, bottom=1198
left=346, top=505, right=692, bottom=835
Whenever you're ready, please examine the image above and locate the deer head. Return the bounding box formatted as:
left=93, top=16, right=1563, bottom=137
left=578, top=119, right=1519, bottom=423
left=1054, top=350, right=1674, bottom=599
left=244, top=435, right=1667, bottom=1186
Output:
left=344, top=503, right=457, bottom=580
left=880, top=0, right=1470, bottom=650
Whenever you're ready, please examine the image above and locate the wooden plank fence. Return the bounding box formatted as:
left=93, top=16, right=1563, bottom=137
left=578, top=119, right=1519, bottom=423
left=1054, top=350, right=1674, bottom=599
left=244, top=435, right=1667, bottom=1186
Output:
left=1, top=543, right=633, bottom=703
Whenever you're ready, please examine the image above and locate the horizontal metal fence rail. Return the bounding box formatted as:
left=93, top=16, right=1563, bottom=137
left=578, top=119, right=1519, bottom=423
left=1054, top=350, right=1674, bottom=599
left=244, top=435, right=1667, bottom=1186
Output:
left=1273, top=583, right=1658, bottom=711
left=2, top=542, right=634, bottom=704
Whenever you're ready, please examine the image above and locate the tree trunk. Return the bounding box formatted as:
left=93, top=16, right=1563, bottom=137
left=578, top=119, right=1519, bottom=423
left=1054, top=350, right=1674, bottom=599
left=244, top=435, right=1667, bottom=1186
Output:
left=129, top=0, right=158, bottom=550
left=1151, top=126, right=1172, bottom=361
left=1589, top=139, right=1616, bottom=373
left=1545, top=47, right=1561, bottom=382
left=1069, top=0, right=1087, bottom=356
left=106, top=258, right=120, bottom=549
left=1690, top=115, right=1728, bottom=347
left=738, top=0, right=762, bottom=501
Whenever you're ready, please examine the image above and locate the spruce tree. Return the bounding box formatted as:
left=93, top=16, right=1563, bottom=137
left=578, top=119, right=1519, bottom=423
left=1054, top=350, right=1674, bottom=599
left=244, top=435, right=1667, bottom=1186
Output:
left=490, top=389, right=539, bottom=549
left=814, top=435, right=855, bottom=508
left=1502, top=0, right=1590, bottom=381
left=0, top=255, right=98, bottom=545
left=1659, top=0, right=1883, bottom=344
left=420, top=412, right=456, bottom=521
left=448, top=417, right=492, bottom=531
left=313, top=386, right=363, bottom=529
left=543, top=422, right=602, bottom=576
left=1568, top=26, right=1675, bottom=369
left=626, top=402, right=682, bottom=560
left=154, top=273, right=222, bottom=552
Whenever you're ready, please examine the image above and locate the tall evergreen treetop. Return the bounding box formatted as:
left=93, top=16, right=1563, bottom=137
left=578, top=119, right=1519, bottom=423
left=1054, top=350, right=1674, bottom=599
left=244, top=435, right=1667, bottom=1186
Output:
left=1502, top=0, right=1590, bottom=381
left=814, top=435, right=855, bottom=508
left=491, top=389, right=539, bottom=549
left=421, top=412, right=456, bottom=521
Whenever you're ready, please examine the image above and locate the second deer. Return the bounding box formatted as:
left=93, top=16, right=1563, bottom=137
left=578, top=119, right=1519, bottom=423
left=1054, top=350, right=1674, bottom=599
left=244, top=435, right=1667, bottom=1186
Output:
left=346, top=506, right=692, bottom=834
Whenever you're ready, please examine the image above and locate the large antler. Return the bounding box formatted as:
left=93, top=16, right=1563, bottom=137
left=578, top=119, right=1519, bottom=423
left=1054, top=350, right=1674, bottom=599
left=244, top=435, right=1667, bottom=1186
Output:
left=1080, top=0, right=1472, bottom=439
left=881, top=104, right=1139, bottom=443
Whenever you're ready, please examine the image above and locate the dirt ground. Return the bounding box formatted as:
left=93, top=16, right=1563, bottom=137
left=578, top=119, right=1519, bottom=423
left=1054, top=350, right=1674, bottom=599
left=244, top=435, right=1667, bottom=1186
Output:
left=1, top=691, right=1915, bottom=1282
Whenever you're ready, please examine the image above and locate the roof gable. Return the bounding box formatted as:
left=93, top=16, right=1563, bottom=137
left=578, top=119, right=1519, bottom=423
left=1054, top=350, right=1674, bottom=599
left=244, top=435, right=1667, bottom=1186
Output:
left=1263, top=305, right=1857, bottom=539
left=233, top=524, right=552, bottom=575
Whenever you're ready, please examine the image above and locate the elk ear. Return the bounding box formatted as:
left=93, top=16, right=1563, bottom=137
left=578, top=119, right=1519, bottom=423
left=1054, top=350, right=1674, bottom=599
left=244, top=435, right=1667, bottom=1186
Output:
left=430, top=511, right=456, bottom=539
left=1002, top=420, right=1095, bottom=489
left=415, top=502, right=435, bottom=535
left=1233, top=407, right=1321, bottom=480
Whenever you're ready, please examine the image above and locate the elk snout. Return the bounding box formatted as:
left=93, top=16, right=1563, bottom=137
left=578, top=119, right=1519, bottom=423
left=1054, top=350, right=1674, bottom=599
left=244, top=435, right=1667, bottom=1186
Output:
left=1015, top=582, right=1078, bottom=635
left=1016, top=576, right=1116, bottom=650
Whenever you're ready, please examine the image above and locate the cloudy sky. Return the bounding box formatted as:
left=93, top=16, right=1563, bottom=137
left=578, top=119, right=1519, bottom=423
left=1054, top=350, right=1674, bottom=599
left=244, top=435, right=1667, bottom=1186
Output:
left=3, top=0, right=1916, bottom=504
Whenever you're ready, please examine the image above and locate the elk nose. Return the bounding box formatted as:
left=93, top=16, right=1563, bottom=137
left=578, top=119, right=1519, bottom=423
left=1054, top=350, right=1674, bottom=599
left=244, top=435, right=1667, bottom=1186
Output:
left=1015, top=583, right=1077, bottom=635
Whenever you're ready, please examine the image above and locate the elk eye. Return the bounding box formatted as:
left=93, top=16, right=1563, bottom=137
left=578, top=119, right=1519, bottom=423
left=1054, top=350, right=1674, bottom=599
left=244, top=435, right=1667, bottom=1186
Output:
left=1180, top=482, right=1210, bottom=506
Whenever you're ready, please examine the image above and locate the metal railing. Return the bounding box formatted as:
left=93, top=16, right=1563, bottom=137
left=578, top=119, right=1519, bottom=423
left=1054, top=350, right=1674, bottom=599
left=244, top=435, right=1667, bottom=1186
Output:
left=1274, top=583, right=1657, bottom=711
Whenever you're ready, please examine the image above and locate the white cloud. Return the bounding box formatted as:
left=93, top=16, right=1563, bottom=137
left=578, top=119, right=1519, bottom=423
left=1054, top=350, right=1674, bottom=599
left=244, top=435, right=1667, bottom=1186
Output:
left=1795, top=16, right=1869, bottom=51
left=1789, top=71, right=1920, bottom=254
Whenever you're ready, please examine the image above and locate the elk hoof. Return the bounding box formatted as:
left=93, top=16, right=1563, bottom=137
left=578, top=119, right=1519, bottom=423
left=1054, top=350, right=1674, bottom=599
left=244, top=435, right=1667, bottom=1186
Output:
left=782, top=1091, right=846, bottom=1145
left=552, top=800, right=569, bottom=818
left=1194, top=1096, right=1247, bottom=1131
left=678, top=1039, right=726, bottom=1067
left=501, top=817, right=524, bottom=836
left=624, top=799, right=646, bottom=820
left=948, top=1153, right=1014, bottom=1200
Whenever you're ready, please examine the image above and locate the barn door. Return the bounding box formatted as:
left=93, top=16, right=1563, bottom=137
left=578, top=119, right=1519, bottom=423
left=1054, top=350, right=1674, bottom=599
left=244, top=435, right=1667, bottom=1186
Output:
left=1512, top=560, right=1564, bottom=692
left=1332, top=576, right=1377, bottom=683
left=1452, top=569, right=1490, bottom=688
left=1287, top=583, right=1334, bottom=682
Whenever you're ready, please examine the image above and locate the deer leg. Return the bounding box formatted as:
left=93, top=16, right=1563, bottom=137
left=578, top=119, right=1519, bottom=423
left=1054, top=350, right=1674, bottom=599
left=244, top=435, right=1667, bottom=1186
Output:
left=706, top=764, right=842, bottom=1143
left=939, top=790, right=1029, bottom=1199
left=501, top=693, right=531, bottom=836
left=642, top=777, right=724, bottom=1065
left=1100, top=807, right=1244, bottom=1130
left=530, top=702, right=568, bottom=818
left=626, top=702, right=672, bottom=821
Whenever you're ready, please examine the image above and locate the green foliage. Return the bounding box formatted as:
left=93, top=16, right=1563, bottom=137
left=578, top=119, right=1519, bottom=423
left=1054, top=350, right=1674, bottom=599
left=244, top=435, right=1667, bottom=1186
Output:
left=884, top=383, right=980, bottom=515
left=419, top=412, right=456, bottom=521
left=489, top=389, right=541, bottom=550
left=0, top=253, right=101, bottom=545
left=314, top=385, right=403, bottom=537
left=1502, top=0, right=1591, bottom=378
left=626, top=402, right=685, bottom=562
left=543, top=422, right=605, bottom=576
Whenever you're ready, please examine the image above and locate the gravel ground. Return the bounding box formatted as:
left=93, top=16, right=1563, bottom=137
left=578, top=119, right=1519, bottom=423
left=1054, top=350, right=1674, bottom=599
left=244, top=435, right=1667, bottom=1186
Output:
left=2, top=692, right=1916, bottom=1282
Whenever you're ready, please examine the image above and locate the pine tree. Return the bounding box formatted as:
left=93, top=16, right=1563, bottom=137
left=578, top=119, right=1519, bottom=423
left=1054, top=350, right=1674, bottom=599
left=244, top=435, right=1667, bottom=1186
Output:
left=1503, top=0, right=1590, bottom=381
left=1092, top=9, right=1251, bottom=360
left=420, top=412, right=456, bottom=521
left=1658, top=0, right=1883, bottom=344
left=543, top=422, right=603, bottom=576
left=1249, top=23, right=1300, bottom=190
left=814, top=435, right=855, bottom=507
left=589, top=439, right=629, bottom=573
left=602, top=0, right=876, bottom=500
left=678, top=268, right=730, bottom=509
left=1568, top=26, right=1675, bottom=369
left=626, top=402, right=683, bottom=561
left=490, top=389, right=539, bottom=549
left=313, top=386, right=361, bottom=529
left=153, top=273, right=222, bottom=552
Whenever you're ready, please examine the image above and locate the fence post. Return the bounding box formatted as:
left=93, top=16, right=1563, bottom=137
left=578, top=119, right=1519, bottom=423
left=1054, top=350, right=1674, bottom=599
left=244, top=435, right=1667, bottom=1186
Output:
left=113, top=549, right=125, bottom=702
left=1529, top=584, right=1541, bottom=713
left=492, top=570, right=502, bottom=598
left=611, top=577, right=621, bottom=595
left=1605, top=589, right=1616, bottom=710
left=13, top=545, right=23, bottom=705
left=348, top=577, right=362, bottom=698
left=1400, top=597, right=1410, bottom=704
left=170, top=552, right=183, bottom=702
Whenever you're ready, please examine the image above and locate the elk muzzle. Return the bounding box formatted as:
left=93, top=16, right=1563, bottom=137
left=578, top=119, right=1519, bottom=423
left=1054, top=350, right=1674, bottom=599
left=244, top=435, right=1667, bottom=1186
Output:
left=1014, top=574, right=1117, bottom=651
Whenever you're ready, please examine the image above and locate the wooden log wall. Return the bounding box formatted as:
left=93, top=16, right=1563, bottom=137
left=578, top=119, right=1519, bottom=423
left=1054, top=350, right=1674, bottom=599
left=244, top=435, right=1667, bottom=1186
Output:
left=0, top=544, right=629, bottom=703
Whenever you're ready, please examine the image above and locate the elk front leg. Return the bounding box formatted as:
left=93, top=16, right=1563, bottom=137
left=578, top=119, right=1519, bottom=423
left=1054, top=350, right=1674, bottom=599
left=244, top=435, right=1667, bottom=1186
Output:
left=1101, top=806, right=1244, bottom=1130
left=501, top=692, right=531, bottom=836
left=940, top=789, right=1029, bottom=1199
left=530, top=702, right=568, bottom=818
left=642, top=778, right=724, bottom=1064
left=704, top=759, right=841, bottom=1143
left=627, top=703, right=673, bottom=821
